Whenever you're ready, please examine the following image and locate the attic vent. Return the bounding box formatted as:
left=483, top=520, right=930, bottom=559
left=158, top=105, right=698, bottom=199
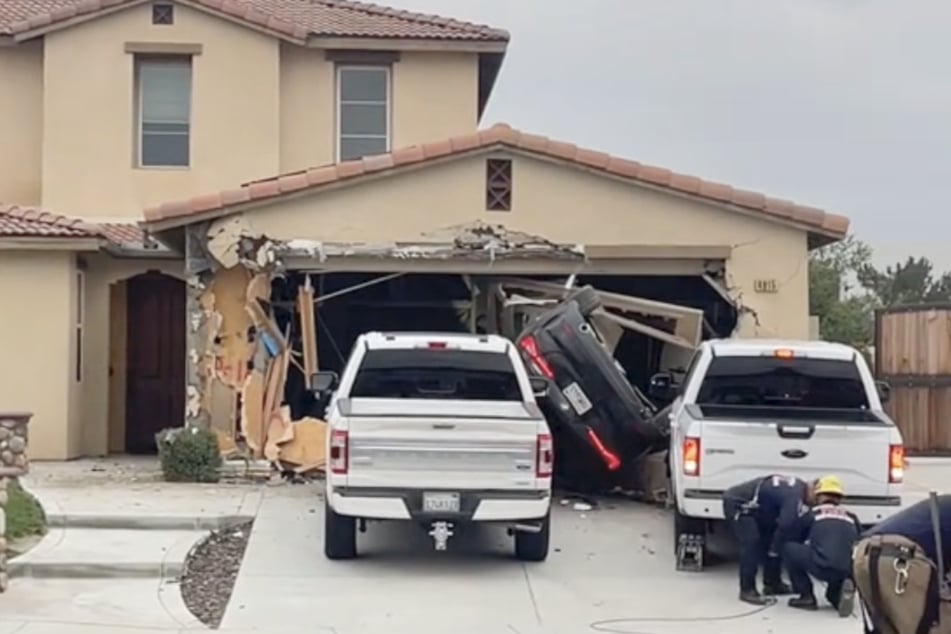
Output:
left=486, top=159, right=512, bottom=211
left=152, top=3, right=174, bottom=25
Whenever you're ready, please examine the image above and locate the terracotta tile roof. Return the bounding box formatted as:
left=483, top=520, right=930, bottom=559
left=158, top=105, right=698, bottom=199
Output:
left=0, top=0, right=510, bottom=42
left=144, top=123, right=850, bottom=240
left=0, top=203, right=95, bottom=238
left=0, top=203, right=149, bottom=248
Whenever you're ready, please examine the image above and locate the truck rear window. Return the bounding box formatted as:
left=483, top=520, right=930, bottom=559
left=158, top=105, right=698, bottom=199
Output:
left=350, top=349, right=522, bottom=401
left=696, top=356, right=870, bottom=409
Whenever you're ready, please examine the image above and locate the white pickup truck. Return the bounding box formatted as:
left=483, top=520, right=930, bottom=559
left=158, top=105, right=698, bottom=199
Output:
left=655, top=339, right=904, bottom=569
left=312, top=332, right=554, bottom=561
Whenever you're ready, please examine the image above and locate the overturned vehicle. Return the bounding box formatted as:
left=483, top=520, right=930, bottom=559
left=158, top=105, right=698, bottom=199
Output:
left=494, top=279, right=737, bottom=494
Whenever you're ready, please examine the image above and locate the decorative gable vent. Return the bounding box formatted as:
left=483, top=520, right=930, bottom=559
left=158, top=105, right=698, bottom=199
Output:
left=486, top=159, right=512, bottom=211
left=152, top=3, right=174, bottom=25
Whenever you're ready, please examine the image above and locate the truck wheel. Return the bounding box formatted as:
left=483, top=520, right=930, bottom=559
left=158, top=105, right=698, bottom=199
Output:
left=568, top=286, right=602, bottom=317
left=515, top=514, right=551, bottom=562
left=324, top=498, right=357, bottom=560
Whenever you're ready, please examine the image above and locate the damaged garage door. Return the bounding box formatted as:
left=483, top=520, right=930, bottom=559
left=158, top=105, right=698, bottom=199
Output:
left=494, top=277, right=705, bottom=351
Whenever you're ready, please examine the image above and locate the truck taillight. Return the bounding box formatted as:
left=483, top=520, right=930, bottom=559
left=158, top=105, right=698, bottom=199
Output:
left=330, top=430, right=349, bottom=475
left=536, top=433, right=554, bottom=478
left=518, top=335, right=555, bottom=380
left=888, top=444, right=904, bottom=483
left=682, top=437, right=700, bottom=476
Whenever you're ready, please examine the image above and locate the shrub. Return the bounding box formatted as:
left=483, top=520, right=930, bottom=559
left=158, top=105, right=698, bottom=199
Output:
left=5, top=480, right=46, bottom=539
left=157, top=427, right=222, bottom=483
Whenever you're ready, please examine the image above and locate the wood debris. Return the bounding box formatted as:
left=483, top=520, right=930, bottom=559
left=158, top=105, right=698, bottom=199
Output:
left=199, top=263, right=326, bottom=477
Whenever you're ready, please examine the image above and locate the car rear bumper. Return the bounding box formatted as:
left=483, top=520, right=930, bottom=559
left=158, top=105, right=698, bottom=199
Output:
left=679, top=489, right=903, bottom=524
left=329, top=486, right=551, bottom=522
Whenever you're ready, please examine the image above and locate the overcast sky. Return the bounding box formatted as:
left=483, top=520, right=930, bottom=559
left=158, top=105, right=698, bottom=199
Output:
left=394, top=0, right=951, bottom=270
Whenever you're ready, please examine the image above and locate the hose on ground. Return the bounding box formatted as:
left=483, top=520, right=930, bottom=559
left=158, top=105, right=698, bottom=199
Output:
left=589, top=602, right=775, bottom=634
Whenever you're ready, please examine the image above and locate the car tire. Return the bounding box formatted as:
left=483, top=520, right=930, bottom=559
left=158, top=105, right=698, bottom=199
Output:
left=515, top=513, right=551, bottom=562
left=568, top=286, right=602, bottom=317
left=324, top=497, right=357, bottom=560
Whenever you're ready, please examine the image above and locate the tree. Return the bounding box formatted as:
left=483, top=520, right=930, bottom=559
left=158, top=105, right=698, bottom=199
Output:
left=857, top=256, right=951, bottom=307
left=808, top=235, right=877, bottom=348
left=809, top=236, right=951, bottom=347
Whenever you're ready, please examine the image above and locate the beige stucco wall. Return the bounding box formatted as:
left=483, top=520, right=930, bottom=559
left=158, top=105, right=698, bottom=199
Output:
left=0, top=3, right=482, bottom=221
left=278, top=46, right=478, bottom=174
left=240, top=152, right=812, bottom=339
left=0, top=42, right=43, bottom=206
left=0, top=251, right=76, bottom=460
left=40, top=3, right=281, bottom=220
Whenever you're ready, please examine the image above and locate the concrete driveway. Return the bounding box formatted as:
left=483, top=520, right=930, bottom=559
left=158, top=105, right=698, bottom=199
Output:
left=221, top=487, right=862, bottom=634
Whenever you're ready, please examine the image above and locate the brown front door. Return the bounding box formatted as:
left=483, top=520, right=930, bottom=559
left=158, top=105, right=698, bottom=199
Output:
left=125, top=272, right=186, bottom=454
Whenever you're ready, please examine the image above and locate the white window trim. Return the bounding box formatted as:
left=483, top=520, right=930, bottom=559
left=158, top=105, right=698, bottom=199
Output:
left=75, top=268, right=85, bottom=383
left=136, top=57, right=192, bottom=170
left=335, top=64, right=391, bottom=163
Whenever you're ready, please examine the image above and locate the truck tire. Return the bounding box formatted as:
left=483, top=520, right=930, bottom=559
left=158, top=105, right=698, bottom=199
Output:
left=568, top=286, right=601, bottom=317
left=515, top=514, right=551, bottom=562
left=324, top=498, right=357, bottom=560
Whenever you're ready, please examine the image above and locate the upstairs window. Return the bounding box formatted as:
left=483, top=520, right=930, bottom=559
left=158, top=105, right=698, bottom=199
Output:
left=337, top=66, right=389, bottom=162
left=136, top=56, right=192, bottom=168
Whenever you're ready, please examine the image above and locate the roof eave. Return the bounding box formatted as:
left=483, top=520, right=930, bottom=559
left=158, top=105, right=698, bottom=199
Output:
left=305, top=35, right=508, bottom=53
left=0, top=236, right=103, bottom=251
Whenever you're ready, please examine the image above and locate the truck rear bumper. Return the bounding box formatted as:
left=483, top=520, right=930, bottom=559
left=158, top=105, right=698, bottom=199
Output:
left=680, top=489, right=902, bottom=525
left=329, top=487, right=551, bottom=522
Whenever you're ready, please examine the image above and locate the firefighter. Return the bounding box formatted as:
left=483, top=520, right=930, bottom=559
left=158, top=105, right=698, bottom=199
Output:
left=783, top=475, right=861, bottom=615
left=722, top=474, right=815, bottom=605
left=852, top=493, right=950, bottom=634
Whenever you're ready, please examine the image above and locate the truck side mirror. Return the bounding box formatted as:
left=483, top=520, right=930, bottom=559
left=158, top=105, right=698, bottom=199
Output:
left=875, top=380, right=891, bottom=405
left=311, top=371, right=339, bottom=395
left=648, top=372, right=676, bottom=402
left=529, top=376, right=551, bottom=399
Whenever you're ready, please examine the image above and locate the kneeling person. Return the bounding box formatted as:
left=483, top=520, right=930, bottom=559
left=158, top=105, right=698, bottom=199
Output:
left=783, top=475, right=860, bottom=615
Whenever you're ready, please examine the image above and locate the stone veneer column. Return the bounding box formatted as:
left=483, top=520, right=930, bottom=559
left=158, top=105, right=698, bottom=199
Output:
left=0, top=412, right=31, bottom=593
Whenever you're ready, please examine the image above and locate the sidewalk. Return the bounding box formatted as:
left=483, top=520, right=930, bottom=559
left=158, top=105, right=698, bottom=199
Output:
left=1, top=458, right=264, bottom=632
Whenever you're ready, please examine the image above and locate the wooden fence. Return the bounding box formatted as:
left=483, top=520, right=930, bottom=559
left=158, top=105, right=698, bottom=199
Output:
left=875, top=304, right=951, bottom=454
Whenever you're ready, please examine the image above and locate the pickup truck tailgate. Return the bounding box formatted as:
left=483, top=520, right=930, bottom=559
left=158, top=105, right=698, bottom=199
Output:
left=341, top=398, right=541, bottom=490
left=696, top=412, right=892, bottom=497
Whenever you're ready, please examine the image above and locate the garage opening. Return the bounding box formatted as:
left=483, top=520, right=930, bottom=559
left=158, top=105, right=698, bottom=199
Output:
left=265, top=269, right=736, bottom=425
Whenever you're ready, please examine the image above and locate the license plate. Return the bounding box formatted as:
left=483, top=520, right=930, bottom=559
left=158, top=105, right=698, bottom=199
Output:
left=422, top=492, right=461, bottom=513
left=563, top=382, right=593, bottom=415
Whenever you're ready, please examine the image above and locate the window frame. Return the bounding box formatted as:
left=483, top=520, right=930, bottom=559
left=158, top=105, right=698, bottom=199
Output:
left=335, top=64, right=391, bottom=163
left=135, top=55, right=193, bottom=169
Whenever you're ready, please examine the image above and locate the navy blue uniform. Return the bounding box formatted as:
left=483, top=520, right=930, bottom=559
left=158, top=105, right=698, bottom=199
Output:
left=784, top=502, right=860, bottom=604
left=863, top=494, right=951, bottom=569
left=722, top=475, right=809, bottom=594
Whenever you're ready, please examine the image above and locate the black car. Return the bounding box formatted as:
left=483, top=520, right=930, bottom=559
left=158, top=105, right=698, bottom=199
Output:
left=514, top=286, right=668, bottom=486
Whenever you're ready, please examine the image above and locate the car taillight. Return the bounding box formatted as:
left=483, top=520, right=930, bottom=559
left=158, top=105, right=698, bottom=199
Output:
left=585, top=427, right=621, bottom=471
left=518, top=335, right=555, bottom=379
left=330, top=430, right=349, bottom=475
left=536, top=433, right=553, bottom=478
left=888, top=444, right=904, bottom=483
left=682, top=437, right=700, bottom=476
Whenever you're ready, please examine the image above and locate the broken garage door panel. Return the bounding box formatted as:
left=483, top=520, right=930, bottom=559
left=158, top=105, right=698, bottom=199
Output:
left=498, top=278, right=705, bottom=347
left=297, top=280, right=319, bottom=389
left=593, top=309, right=696, bottom=351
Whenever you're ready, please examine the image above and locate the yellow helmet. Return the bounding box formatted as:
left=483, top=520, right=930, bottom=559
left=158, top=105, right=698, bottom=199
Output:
left=814, top=475, right=844, bottom=496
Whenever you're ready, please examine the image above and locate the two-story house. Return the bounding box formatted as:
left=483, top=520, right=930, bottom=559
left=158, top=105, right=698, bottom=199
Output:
left=0, top=0, right=848, bottom=461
